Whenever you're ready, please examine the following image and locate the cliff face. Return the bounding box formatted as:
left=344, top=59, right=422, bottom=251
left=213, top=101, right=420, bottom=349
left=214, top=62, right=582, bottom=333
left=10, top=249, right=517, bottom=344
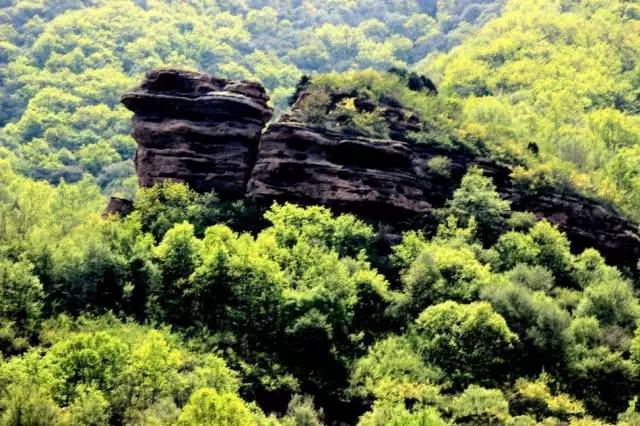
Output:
left=122, top=70, right=640, bottom=269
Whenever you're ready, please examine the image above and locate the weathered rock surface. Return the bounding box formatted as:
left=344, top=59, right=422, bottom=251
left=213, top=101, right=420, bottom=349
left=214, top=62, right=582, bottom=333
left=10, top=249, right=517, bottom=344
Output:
left=123, top=70, right=640, bottom=269
left=122, top=69, right=273, bottom=198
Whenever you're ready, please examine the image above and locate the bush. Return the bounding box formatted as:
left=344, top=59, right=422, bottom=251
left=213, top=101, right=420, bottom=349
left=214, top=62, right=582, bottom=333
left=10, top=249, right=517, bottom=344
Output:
left=450, top=385, right=510, bottom=425
left=505, top=264, right=555, bottom=293
left=263, top=203, right=374, bottom=258
left=134, top=182, right=224, bottom=241
left=509, top=375, right=584, bottom=421
left=177, top=388, right=255, bottom=426
left=482, top=281, right=570, bottom=374
left=281, top=395, right=324, bottom=426
left=528, top=221, right=575, bottom=286
left=576, top=279, right=640, bottom=329
left=399, top=243, right=492, bottom=314
left=567, top=347, right=638, bottom=420
left=350, top=336, right=442, bottom=403
left=507, top=212, right=538, bottom=232
left=45, top=332, right=128, bottom=404
left=357, top=402, right=446, bottom=426
left=490, top=232, right=540, bottom=272
left=296, top=90, right=331, bottom=124
left=0, top=258, right=43, bottom=336
left=0, top=385, right=61, bottom=426
left=426, top=156, right=452, bottom=177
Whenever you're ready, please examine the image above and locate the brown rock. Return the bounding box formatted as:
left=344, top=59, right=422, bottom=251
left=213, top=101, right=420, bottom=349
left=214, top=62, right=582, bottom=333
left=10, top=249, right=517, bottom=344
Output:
left=121, top=69, right=273, bottom=198
left=103, top=197, right=134, bottom=218
left=249, top=122, right=640, bottom=269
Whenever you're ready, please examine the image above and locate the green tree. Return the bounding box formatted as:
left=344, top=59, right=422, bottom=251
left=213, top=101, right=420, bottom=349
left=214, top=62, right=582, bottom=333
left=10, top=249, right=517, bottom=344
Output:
left=444, top=167, right=511, bottom=244
left=398, top=242, right=492, bottom=316
left=449, top=385, right=510, bottom=425
left=576, top=279, right=640, bottom=329
left=281, top=395, right=324, bottom=426
left=152, top=222, right=202, bottom=325
left=134, top=182, right=223, bottom=241
left=177, top=388, right=255, bottom=426
left=0, top=258, right=43, bottom=335
left=482, top=281, right=570, bottom=375
left=412, top=301, right=517, bottom=387
left=350, top=336, right=442, bottom=404
left=45, top=332, right=128, bottom=405
left=0, top=384, right=61, bottom=426
left=263, top=203, right=374, bottom=258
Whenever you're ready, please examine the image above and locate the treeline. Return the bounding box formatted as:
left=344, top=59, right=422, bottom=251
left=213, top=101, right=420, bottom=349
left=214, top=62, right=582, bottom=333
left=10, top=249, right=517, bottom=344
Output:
left=0, top=0, right=502, bottom=191
left=3, top=154, right=640, bottom=424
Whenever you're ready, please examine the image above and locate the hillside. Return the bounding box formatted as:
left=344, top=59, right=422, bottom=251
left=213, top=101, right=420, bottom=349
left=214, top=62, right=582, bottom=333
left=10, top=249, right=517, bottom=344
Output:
left=0, top=0, right=503, bottom=192
left=1, top=0, right=640, bottom=425
left=421, top=0, right=640, bottom=219
left=121, top=69, right=640, bottom=270
left=1, top=67, right=640, bottom=424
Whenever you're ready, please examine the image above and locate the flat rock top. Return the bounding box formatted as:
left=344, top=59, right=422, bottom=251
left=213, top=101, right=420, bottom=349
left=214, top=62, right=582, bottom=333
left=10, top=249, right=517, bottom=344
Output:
left=121, top=69, right=273, bottom=121
left=136, top=69, right=269, bottom=101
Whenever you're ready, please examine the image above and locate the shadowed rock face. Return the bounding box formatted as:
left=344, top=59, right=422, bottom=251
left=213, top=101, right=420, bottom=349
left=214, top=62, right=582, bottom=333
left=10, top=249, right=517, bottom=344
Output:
left=122, top=69, right=273, bottom=198
left=123, top=70, right=640, bottom=269
left=103, top=197, right=134, bottom=218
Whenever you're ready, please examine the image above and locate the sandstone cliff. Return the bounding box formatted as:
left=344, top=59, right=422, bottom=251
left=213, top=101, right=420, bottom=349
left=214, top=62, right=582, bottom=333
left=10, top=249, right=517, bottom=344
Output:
left=122, top=70, right=640, bottom=269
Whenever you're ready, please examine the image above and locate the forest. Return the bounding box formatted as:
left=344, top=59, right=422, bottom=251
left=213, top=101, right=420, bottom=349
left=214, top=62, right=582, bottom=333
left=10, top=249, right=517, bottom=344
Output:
left=2, top=0, right=640, bottom=425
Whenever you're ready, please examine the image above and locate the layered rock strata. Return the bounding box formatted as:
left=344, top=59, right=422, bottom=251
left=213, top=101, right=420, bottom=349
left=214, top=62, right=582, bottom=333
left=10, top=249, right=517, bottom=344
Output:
left=121, top=69, right=273, bottom=198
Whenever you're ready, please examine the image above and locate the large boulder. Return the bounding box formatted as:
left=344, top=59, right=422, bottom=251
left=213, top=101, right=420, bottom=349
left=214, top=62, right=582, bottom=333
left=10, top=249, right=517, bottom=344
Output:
left=249, top=119, right=640, bottom=269
left=122, top=69, right=273, bottom=198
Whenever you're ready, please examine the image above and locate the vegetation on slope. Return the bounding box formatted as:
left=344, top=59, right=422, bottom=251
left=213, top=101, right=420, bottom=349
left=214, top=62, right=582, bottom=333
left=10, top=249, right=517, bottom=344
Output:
left=422, top=0, right=640, bottom=218
left=2, top=0, right=640, bottom=424
left=3, top=153, right=640, bottom=424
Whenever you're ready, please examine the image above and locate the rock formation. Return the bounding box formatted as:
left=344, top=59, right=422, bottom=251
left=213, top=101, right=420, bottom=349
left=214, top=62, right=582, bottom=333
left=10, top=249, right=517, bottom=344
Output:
left=121, top=69, right=272, bottom=198
left=122, top=70, right=640, bottom=269
left=103, top=197, right=134, bottom=218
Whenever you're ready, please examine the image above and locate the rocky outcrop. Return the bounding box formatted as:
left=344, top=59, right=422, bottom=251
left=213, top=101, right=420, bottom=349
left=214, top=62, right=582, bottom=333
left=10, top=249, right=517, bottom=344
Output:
left=122, top=70, right=640, bottom=269
left=248, top=121, right=640, bottom=268
left=103, top=197, right=134, bottom=218
left=121, top=69, right=272, bottom=198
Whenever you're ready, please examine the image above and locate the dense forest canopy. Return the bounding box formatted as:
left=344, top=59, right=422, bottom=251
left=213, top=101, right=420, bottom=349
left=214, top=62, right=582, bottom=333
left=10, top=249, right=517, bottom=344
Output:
left=2, top=0, right=640, bottom=425
left=422, top=0, right=640, bottom=218
left=0, top=0, right=503, bottom=193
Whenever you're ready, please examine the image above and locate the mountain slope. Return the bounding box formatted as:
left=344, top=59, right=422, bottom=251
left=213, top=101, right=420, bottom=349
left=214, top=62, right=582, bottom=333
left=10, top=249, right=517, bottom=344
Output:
left=0, top=0, right=504, bottom=191
left=421, top=0, right=640, bottom=218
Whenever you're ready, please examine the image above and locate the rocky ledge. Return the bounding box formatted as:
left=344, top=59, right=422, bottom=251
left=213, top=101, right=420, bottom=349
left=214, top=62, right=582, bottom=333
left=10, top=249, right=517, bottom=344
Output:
left=122, top=70, right=640, bottom=269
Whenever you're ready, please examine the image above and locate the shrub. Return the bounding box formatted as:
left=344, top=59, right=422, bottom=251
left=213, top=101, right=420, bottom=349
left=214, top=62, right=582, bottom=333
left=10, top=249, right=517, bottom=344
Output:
left=400, top=243, right=492, bottom=313
left=426, top=156, right=452, bottom=177
left=177, top=388, right=255, bottom=426
left=450, top=385, right=510, bottom=425
left=576, top=279, right=640, bottom=329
